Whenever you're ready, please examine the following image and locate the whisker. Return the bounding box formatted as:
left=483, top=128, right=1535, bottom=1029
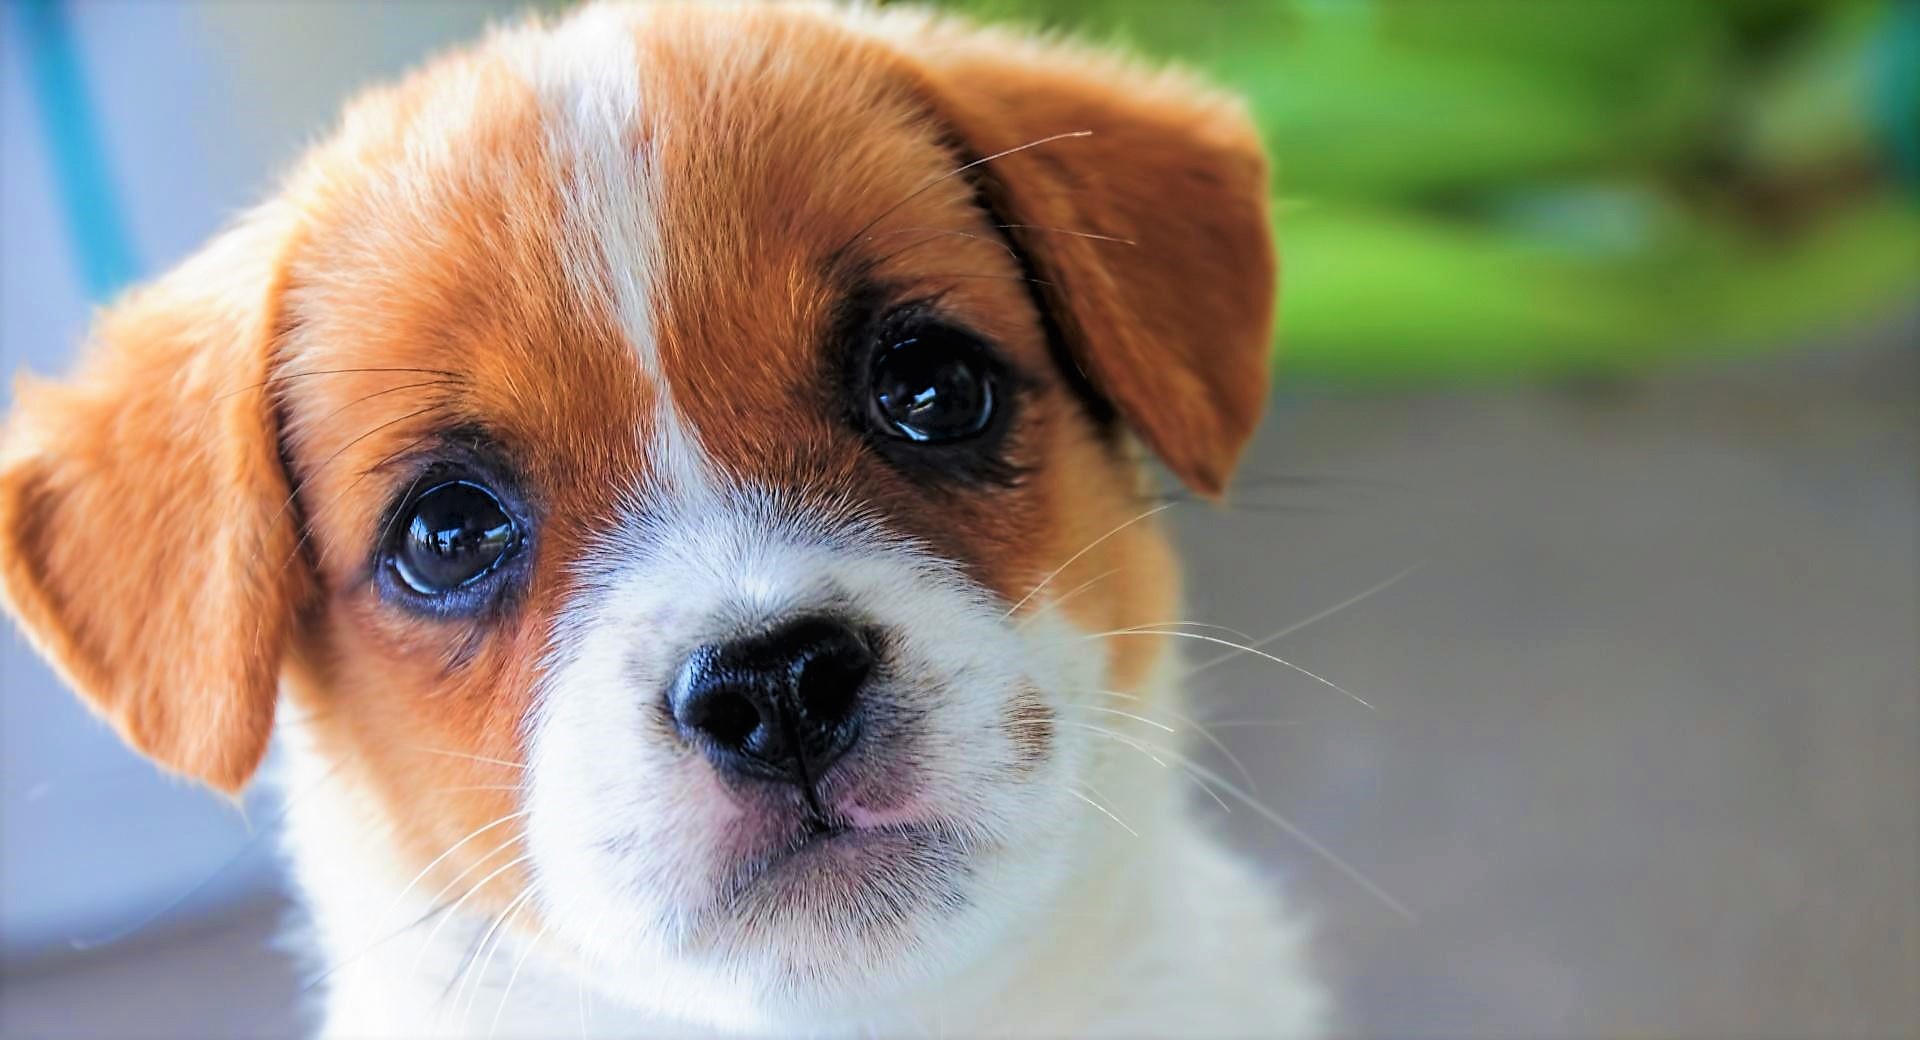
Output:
left=1068, top=719, right=1165, bottom=767
left=1079, top=725, right=1411, bottom=919
left=237, top=398, right=453, bottom=733
left=1080, top=688, right=1261, bottom=794
left=302, top=379, right=457, bottom=433
left=1066, top=786, right=1138, bottom=838
left=271, top=423, right=448, bottom=582
left=216, top=365, right=459, bottom=402
left=1172, top=756, right=1416, bottom=922
left=577, top=938, right=593, bottom=1038
left=1072, top=703, right=1177, bottom=734
left=1140, top=491, right=1327, bottom=516
left=435, top=920, right=497, bottom=1029
left=298, top=900, right=460, bottom=997
left=1013, top=568, right=1118, bottom=629
left=409, top=851, right=536, bottom=988
left=840, top=129, right=1093, bottom=252
left=453, top=888, right=537, bottom=1025
left=1138, top=470, right=1397, bottom=514
left=1084, top=729, right=1410, bottom=921
left=490, top=918, right=553, bottom=1040
left=923, top=271, right=1054, bottom=289
left=273, top=403, right=444, bottom=529
left=304, top=810, right=528, bottom=994
left=1086, top=628, right=1378, bottom=712
left=1070, top=721, right=1232, bottom=814
left=1124, top=620, right=1257, bottom=642
left=412, top=748, right=527, bottom=771
left=572, top=913, right=611, bottom=1039
left=1186, top=565, right=1421, bottom=676
left=995, top=223, right=1136, bottom=246
left=329, top=453, right=438, bottom=583
left=1003, top=502, right=1174, bottom=618
left=22, top=763, right=165, bottom=804
left=250, top=401, right=446, bottom=576
left=865, top=225, right=1020, bottom=266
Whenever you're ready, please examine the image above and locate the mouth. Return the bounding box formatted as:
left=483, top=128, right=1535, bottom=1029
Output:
left=713, top=815, right=967, bottom=918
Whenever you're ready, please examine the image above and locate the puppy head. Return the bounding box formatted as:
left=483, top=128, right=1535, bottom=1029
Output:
left=0, top=2, right=1272, bottom=1027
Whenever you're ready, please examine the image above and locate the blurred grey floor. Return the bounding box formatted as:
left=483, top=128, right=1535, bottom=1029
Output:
left=3, top=326, right=1915, bottom=1039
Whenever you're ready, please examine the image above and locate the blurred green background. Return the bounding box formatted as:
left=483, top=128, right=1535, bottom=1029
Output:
left=947, top=0, right=1919, bottom=381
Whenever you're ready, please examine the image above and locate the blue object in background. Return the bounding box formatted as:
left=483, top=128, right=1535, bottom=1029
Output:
left=1870, top=0, right=1920, bottom=192
left=2, top=1, right=273, bottom=966
left=14, top=0, right=138, bottom=299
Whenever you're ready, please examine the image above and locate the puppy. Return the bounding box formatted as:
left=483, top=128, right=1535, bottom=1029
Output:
left=0, top=3, right=1321, bottom=1036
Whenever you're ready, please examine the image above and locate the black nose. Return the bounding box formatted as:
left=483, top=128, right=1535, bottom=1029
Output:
left=670, top=616, right=872, bottom=787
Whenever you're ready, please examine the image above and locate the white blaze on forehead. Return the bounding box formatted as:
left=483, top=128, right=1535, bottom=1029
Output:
left=501, top=4, right=712, bottom=491
left=510, top=3, right=668, bottom=379
left=505, top=5, right=660, bottom=374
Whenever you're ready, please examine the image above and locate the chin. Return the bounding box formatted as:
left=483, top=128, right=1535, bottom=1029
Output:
left=604, top=827, right=1025, bottom=1031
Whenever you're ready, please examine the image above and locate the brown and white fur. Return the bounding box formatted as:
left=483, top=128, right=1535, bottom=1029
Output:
left=0, top=3, right=1321, bottom=1036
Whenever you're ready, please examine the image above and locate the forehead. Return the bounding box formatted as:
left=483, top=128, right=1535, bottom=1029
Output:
left=277, top=5, right=1046, bottom=555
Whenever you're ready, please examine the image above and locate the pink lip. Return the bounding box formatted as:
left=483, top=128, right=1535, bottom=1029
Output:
left=706, top=808, right=985, bottom=922
left=836, top=801, right=922, bottom=830
left=722, top=821, right=931, bottom=896
left=774, top=813, right=955, bottom=866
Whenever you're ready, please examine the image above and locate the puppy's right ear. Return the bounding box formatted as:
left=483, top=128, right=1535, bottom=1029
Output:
left=0, top=207, right=311, bottom=795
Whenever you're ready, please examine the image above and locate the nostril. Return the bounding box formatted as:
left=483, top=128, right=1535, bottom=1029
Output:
left=685, top=686, right=762, bottom=749
left=794, top=630, right=872, bottom=729
left=671, top=646, right=775, bottom=753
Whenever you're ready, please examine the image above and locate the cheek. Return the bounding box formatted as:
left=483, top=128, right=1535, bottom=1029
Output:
left=991, top=428, right=1181, bottom=693
left=282, top=605, right=546, bottom=914
left=527, top=609, right=680, bottom=796
left=520, top=619, right=771, bottom=941
left=1058, top=519, right=1180, bottom=692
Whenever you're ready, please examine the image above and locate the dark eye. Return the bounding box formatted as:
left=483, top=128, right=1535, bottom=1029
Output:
left=389, top=480, right=519, bottom=596
left=867, top=326, right=997, bottom=443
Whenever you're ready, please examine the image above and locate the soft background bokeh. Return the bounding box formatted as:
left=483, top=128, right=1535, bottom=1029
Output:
left=956, top=0, right=1920, bottom=379
left=2, top=2, right=1914, bottom=1037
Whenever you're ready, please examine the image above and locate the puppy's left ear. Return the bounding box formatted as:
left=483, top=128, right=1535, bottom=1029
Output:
left=889, top=17, right=1277, bottom=497
left=0, top=207, right=310, bottom=795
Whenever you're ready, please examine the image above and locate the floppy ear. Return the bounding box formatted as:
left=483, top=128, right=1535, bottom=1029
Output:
left=899, top=19, right=1277, bottom=496
left=0, top=208, right=310, bottom=795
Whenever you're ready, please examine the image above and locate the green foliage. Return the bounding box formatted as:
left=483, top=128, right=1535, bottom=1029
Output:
left=939, top=0, right=1919, bottom=381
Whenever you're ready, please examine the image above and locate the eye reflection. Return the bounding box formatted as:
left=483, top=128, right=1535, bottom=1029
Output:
left=868, top=328, right=997, bottom=443
left=391, top=480, right=517, bottom=595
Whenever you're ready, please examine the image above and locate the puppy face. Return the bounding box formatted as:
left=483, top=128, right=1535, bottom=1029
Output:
left=0, top=3, right=1272, bottom=1028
